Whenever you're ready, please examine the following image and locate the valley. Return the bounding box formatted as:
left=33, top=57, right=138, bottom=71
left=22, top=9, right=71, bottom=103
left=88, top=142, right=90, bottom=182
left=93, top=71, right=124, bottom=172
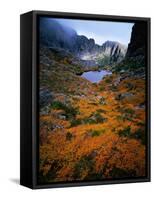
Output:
left=38, top=18, right=146, bottom=183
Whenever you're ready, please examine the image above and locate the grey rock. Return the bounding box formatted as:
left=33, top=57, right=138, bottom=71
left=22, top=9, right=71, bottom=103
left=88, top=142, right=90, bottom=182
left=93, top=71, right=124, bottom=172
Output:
left=52, top=124, right=64, bottom=130
left=115, top=92, right=133, bottom=101
left=40, top=88, right=52, bottom=108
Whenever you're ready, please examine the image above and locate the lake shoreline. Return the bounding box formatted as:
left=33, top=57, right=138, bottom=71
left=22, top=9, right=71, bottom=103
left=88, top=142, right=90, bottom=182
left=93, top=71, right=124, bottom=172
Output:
left=80, top=69, right=112, bottom=83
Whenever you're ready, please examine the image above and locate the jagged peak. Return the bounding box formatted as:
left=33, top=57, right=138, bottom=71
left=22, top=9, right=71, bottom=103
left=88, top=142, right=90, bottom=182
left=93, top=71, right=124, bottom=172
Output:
left=102, top=40, right=126, bottom=48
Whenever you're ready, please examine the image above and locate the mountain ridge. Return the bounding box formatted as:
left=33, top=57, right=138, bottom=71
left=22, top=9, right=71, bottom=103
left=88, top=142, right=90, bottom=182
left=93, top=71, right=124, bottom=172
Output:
left=39, top=18, right=127, bottom=66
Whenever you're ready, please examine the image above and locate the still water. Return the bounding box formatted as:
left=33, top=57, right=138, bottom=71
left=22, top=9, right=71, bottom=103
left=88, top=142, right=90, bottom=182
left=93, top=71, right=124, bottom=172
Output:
left=81, top=70, right=112, bottom=83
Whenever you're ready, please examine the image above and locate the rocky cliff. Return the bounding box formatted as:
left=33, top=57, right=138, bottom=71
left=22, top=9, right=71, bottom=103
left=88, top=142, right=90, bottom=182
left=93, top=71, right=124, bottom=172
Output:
left=115, top=22, right=147, bottom=74
left=126, top=22, right=147, bottom=58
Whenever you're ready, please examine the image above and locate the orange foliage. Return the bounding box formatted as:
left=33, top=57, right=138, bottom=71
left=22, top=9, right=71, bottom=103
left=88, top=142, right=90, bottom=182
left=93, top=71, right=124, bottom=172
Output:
left=39, top=73, right=146, bottom=182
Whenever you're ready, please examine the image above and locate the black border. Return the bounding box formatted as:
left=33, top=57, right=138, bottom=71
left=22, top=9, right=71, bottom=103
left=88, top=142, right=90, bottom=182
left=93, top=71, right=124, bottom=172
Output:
left=22, top=10, right=151, bottom=189
left=20, top=11, right=33, bottom=188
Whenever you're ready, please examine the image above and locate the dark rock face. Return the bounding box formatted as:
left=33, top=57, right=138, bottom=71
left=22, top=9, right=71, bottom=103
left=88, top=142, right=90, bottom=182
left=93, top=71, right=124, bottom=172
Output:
left=39, top=18, right=126, bottom=66
left=115, top=22, right=147, bottom=74
left=126, top=22, right=147, bottom=58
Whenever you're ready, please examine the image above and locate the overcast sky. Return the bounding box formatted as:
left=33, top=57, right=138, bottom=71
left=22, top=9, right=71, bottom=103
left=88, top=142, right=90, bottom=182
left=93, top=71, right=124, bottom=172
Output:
left=54, top=18, right=134, bottom=46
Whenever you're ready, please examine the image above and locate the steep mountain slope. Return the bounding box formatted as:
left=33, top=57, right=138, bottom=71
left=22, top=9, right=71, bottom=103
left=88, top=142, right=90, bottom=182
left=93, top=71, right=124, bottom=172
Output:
left=40, top=17, right=77, bottom=50
left=95, top=41, right=127, bottom=66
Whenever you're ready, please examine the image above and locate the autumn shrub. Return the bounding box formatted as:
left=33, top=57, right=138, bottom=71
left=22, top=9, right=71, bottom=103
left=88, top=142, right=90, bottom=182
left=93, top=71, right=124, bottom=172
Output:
left=89, top=102, right=98, bottom=106
left=50, top=101, right=78, bottom=119
left=66, top=132, right=73, bottom=141
left=116, top=115, right=124, bottom=121
left=124, top=108, right=135, bottom=115
left=65, top=105, right=79, bottom=119
left=105, top=77, right=112, bottom=83
left=39, top=160, right=59, bottom=183
left=137, top=121, right=145, bottom=126
left=109, top=167, right=136, bottom=178
left=125, top=82, right=135, bottom=91
left=115, top=94, right=123, bottom=101
left=50, top=101, right=65, bottom=109
left=73, top=155, right=94, bottom=179
left=83, top=118, right=96, bottom=124
left=111, top=85, right=117, bottom=91
left=117, top=114, right=133, bottom=122
left=96, top=109, right=107, bottom=114
left=117, top=126, right=145, bottom=144
left=70, top=112, right=107, bottom=127
left=92, top=112, right=107, bottom=123
left=85, top=172, right=103, bottom=180
left=70, top=117, right=95, bottom=127
left=99, top=97, right=106, bottom=105
left=117, top=108, right=135, bottom=122
left=70, top=118, right=82, bottom=127
left=73, top=155, right=104, bottom=180
left=118, top=126, right=131, bottom=137
left=99, top=85, right=105, bottom=91
left=132, top=128, right=145, bottom=145
left=91, top=130, right=105, bottom=137
left=92, top=83, right=97, bottom=87
left=122, top=114, right=135, bottom=122
left=40, top=121, right=54, bottom=132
